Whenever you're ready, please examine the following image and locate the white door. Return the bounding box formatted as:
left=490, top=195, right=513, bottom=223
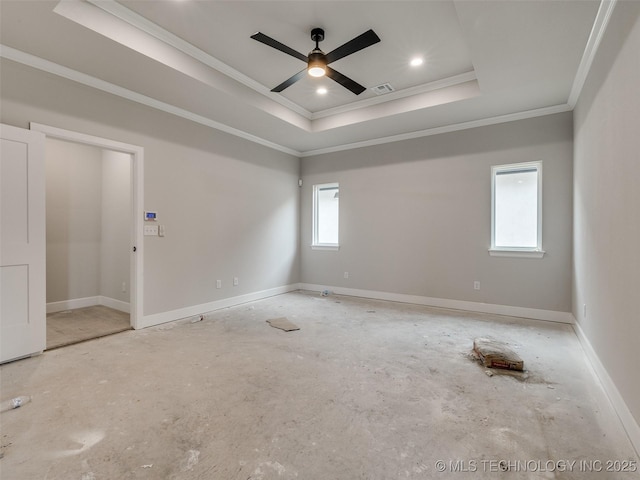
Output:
left=0, top=124, right=46, bottom=363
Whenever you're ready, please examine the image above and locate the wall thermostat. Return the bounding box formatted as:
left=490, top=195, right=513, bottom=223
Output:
left=144, top=211, right=158, bottom=221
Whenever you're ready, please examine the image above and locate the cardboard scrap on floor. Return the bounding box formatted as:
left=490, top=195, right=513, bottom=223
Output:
left=266, top=317, right=300, bottom=332
left=473, top=337, right=524, bottom=371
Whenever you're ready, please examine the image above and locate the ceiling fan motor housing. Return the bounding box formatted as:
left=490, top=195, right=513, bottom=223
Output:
left=308, top=50, right=326, bottom=63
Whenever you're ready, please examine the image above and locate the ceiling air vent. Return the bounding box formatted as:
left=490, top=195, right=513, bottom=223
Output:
left=371, top=83, right=395, bottom=95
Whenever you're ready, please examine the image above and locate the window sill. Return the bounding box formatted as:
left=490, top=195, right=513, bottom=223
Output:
left=311, top=244, right=339, bottom=251
left=489, top=248, right=545, bottom=259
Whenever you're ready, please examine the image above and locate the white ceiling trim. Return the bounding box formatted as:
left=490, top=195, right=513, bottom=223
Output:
left=0, top=44, right=301, bottom=157
left=311, top=80, right=480, bottom=133
left=568, top=0, right=617, bottom=107
left=85, top=0, right=479, bottom=130
left=55, top=0, right=310, bottom=131
left=0, top=45, right=575, bottom=159
left=87, top=0, right=313, bottom=119
left=300, top=104, right=573, bottom=158
left=310, top=71, right=477, bottom=120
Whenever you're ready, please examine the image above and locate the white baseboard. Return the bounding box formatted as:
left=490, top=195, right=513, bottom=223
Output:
left=47, top=296, right=100, bottom=313
left=298, top=283, right=637, bottom=456
left=573, top=319, right=640, bottom=458
left=99, top=296, right=130, bottom=313
left=65, top=283, right=635, bottom=457
left=298, top=284, right=574, bottom=324
left=47, top=296, right=130, bottom=314
left=138, top=284, right=299, bottom=329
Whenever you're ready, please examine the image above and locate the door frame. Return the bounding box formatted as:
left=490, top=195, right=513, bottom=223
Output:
left=30, top=123, right=144, bottom=329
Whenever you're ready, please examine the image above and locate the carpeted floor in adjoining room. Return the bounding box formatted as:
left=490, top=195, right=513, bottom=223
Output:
left=1, top=291, right=637, bottom=479
left=46, top=305, right=131, bottom=350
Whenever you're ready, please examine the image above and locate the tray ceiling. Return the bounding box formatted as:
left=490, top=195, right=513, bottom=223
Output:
left=0, top=0, right=604, bottom=155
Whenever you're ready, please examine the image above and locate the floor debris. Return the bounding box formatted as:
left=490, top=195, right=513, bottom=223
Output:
left=266, top=317, right=300, bottom=332
left=473, top=337, right=524, bottom=371
left=1, top=396, right=31, bottom=412
left=181, top=450, right=200, bottom=471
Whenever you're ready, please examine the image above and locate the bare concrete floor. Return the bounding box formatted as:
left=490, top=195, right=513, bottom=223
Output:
left=1, top=291, right=637, bottom=479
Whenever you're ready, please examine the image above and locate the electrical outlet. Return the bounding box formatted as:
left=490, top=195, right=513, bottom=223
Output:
left=233, top=277, right=239, bottom=286
left=216, top=280, right=222, bottom=289
left=121, top=282, right=126, bottom=293
left=583, top=304, right=587, bottom=317
left=474, top=281, right=480, bottom=290
left=344, top=272, right=349, bottom=279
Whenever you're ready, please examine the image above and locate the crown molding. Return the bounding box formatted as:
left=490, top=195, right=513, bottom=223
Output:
left=3, top=0, right=615, bottom=158
left=86, top=0, right=313, bottom=120
left=1, top=45, right=574, bottom=158
left=568, top=0, right=617, bottom=107
left=310, top=70, right=477, bottom=120
left=85, top=0, right=479, bottom=128
left=300, top=104, right=573, bottom=157
left=0, top=45, right=301, bottom=157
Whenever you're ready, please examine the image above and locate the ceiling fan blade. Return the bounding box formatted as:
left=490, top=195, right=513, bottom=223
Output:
left=325, top=29, right=381, bottom=65
left=326, top=67, right=367, bottom=95
left=250, top=32, right=308, bottom=63
left=271, top=69, right=307, bottom=92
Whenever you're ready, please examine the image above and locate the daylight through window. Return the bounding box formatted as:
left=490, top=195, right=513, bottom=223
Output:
left=491, top=162, right=543, bottom=257
left=312, top=183, right=339, bottom=248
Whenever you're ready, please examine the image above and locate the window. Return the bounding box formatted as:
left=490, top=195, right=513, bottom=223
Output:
left=490, top=161, right=544, bottom=258
left=312, top=183, right=339, bottom=249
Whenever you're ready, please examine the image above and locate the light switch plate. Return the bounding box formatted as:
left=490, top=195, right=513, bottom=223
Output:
left=144, top=225, right=159, bottom=236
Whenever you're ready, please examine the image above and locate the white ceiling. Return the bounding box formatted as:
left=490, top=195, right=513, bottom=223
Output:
left=0, top=0, right=604, bottom=156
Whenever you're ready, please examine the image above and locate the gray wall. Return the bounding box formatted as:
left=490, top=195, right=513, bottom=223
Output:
left=573, top=1, right=640, bottom=431
left=100, top=149, right=131, bottom=303
left=45, top=138, right=103, bottom=303
left=1, top=58, right=300, bottom=317
left=301, top=113, right=573, bottom=312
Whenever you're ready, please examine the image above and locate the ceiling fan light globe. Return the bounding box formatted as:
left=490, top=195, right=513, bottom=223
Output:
left=308, top=66, right=326, bottom=77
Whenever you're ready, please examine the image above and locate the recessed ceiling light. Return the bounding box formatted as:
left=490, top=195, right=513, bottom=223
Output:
left=317, top=87, right=328, bottom=95
left=410, top=57, right=424, bottom=67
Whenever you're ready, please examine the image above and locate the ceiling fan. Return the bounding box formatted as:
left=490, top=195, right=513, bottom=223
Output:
left=250, top=27, right=381, bottom=95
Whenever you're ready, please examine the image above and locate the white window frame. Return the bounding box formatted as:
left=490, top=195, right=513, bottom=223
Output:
left=312, top=182, right=339, bottom=250
left=490, top=161, right=544, bottom=258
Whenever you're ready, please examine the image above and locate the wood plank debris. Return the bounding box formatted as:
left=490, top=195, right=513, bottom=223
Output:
left=266, top=317, right=300, bottom=332
left=473, top=337, right=524, bottom=371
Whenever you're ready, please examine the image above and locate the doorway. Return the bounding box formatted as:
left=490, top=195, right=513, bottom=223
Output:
left=44, top=138, right=131, bottom=348
left=31, top=123, right=144, bottom=345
